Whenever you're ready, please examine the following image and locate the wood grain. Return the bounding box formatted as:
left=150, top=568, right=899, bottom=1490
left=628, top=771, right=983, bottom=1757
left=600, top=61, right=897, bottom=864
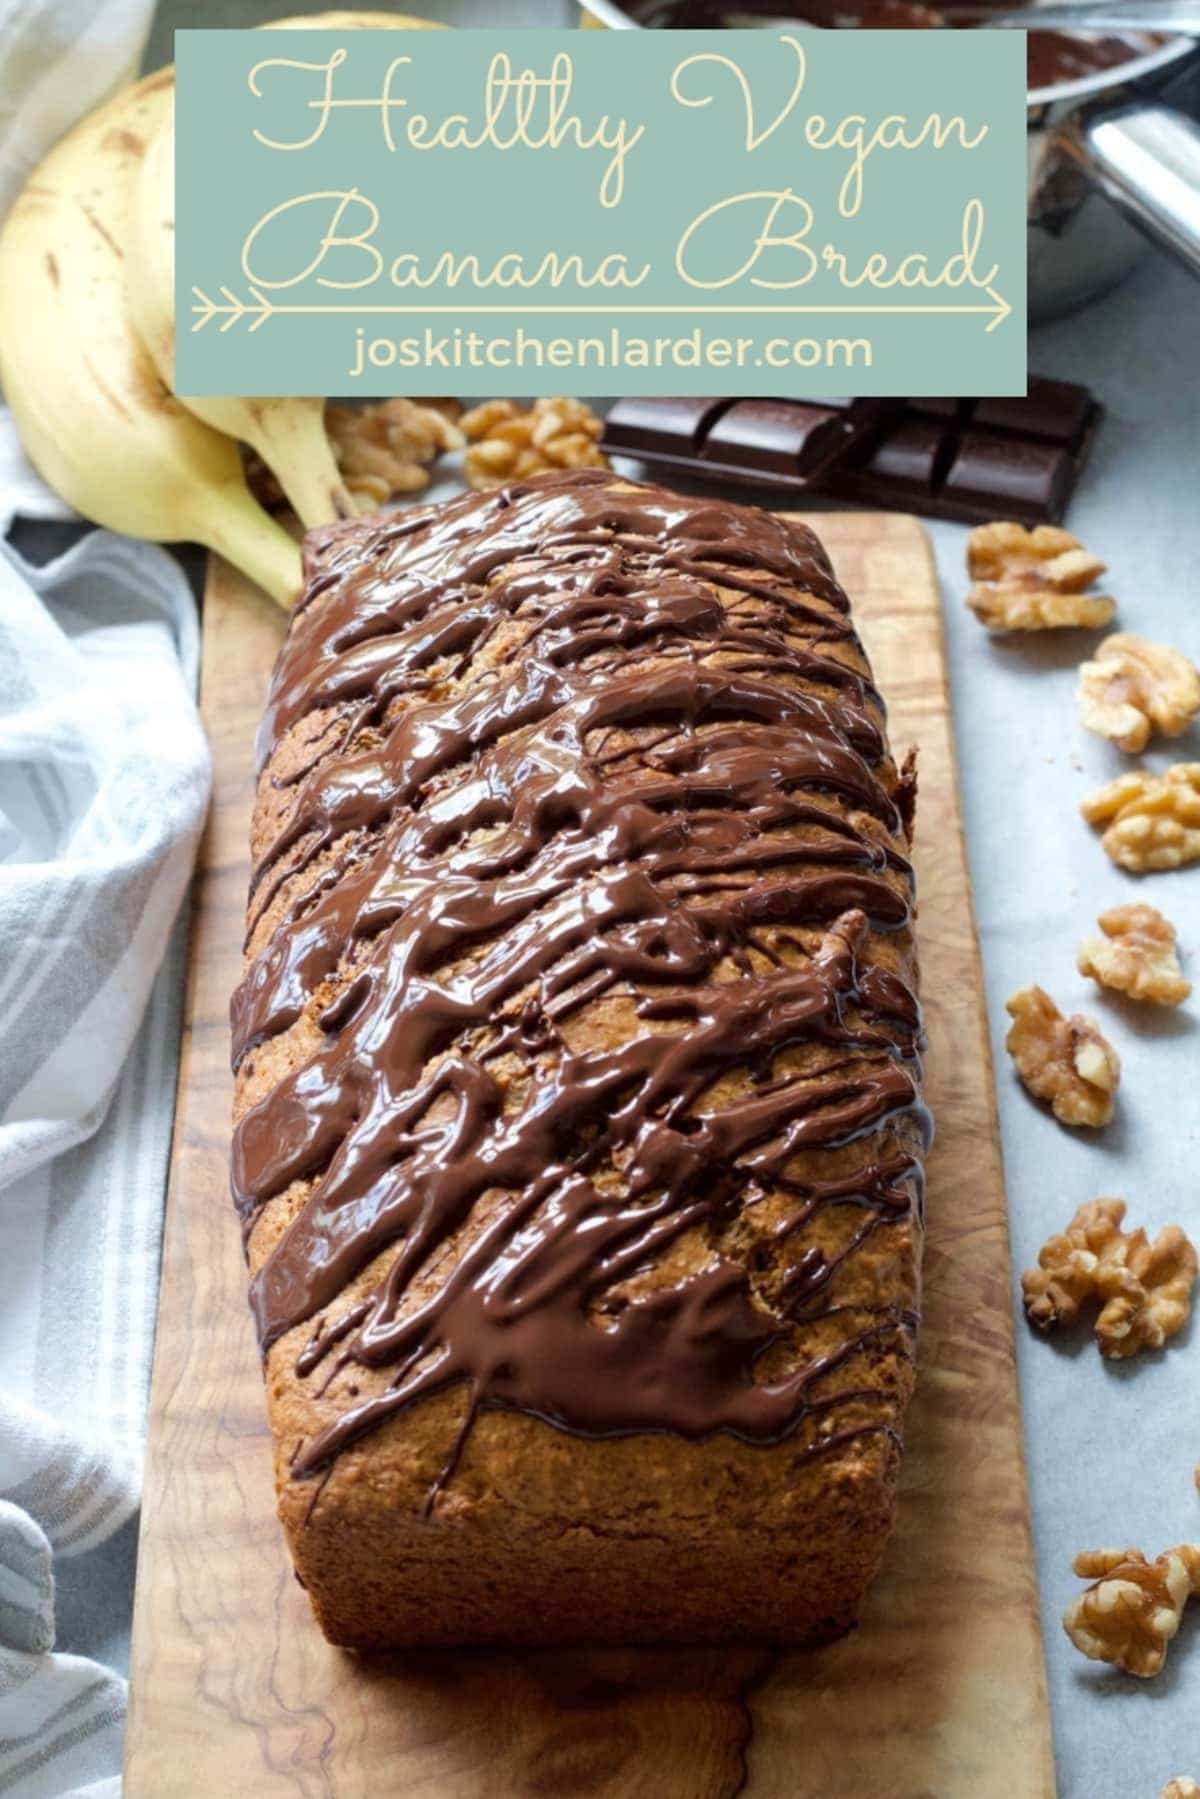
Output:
left=124, top=512, right=1053, bottom=1799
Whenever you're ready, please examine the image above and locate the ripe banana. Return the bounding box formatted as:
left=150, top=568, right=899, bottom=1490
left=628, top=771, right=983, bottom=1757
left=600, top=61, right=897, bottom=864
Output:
left=0, top=69, right=301, bottom=607
left=128, top=106, right=356, bottom=531
left=128, top=10, right=443, bottom=529
left=265, top=12, right=445, bottom=29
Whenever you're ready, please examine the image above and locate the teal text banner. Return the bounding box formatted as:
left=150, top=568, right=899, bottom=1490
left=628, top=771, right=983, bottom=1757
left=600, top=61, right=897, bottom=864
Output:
left=174, top=27, right=1027, bottom=397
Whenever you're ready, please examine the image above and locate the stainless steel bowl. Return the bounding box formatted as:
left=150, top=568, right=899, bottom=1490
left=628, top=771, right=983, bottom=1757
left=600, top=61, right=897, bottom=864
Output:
left=580, top=0, right=1200, bottom=319
left=1027, top=40, right=1200, bottom=316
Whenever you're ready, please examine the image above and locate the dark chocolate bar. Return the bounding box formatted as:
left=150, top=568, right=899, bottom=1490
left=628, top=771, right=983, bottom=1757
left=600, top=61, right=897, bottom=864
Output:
left=602, top=394, right=895, bottom=489
left=700, top=397, right=897, bottom=485
left=601, top=380, right=1101, bottom=525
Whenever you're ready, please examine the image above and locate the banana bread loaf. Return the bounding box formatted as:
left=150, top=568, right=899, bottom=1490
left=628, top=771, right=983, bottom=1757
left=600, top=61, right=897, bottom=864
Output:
left=231, top=469, right=928, bottom=1648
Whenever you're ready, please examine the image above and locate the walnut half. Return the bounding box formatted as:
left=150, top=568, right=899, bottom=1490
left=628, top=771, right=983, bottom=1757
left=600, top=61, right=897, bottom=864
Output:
left=1163, top=1782, right=1200, bottom=1799
left=1005, top=986, right=1120, bottom=1127
left=966, top=522, right=1115, bottom=633
left=461, top=397, right=609, bottom=491
left=324, top=398, right=465, bottom=510
left=1081, top=764, right=1200, bottom=874
left=1021, top=1198, right=1197, bottom=1359
left=1065, top=1544, right=1200, bottom=1678
left=1077, top=904, right=1190, bottom=1006
left=1078, top=632, right=1200, bottom=753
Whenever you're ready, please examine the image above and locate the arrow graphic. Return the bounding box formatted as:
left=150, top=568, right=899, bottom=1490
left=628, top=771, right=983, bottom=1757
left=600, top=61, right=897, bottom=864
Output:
left=191, top=284, right=1013, bottom=334
left=982, top=285, right=1011, bottom=333
left=191, top=286, right=274, bottom=333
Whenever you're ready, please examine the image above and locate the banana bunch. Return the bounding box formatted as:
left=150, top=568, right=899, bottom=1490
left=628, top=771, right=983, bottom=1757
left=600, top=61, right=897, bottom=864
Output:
left=0, top=70, right=302, bottom=606
left=128, top=104, right=356, bottom=535
left=0, top=11, right=439, bottom=610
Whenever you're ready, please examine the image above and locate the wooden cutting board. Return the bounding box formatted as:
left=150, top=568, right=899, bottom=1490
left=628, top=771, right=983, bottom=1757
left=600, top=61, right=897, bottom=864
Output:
left=124, top=512, right=1053, bottom=1799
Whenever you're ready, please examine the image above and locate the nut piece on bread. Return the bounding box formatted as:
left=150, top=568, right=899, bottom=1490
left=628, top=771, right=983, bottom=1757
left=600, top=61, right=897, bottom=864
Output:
left=1077, top=904, right=1190, bottom=1006
left=966, top=522, right=1115, bottom=633
left=1078, top=632, right=1200, bottom=753
left=1021, top=1198, right=1197, bottom=1359
left=1065, top=1544, right=1200, bottom=1678
left=1081, top=764, right=1200, bottom=873
left=1005, top=985, right=1119, bottom=1127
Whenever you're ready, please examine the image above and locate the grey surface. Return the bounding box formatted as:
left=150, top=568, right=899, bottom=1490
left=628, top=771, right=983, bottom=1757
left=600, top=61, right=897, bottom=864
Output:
left=110, top=1, right=1200, bottom=1791
left=926, top=256, right=1200, bottom=1799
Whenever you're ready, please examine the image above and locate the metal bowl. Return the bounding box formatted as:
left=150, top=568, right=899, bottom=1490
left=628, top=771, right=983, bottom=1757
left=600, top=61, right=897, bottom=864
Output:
left=1027, top=37, right=1200, bottom=316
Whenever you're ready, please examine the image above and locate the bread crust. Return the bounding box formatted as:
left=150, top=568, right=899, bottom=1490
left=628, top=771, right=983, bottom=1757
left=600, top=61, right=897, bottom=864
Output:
left=233, top=471, right=927, bottom=1648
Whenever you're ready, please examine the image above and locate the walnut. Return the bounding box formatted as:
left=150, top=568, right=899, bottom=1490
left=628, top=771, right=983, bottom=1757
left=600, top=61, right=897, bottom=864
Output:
left=1078, top=632, right=1200, bottom=752
left=1064, top=1544, right=1200, bottom=1677
left=1081, top=764, right=1200, bottom=874
left=324, top=398, right=465, bottom=510
left=460, top=396, right=609, bottom=491
left=1021, top=1198, right=1197, bottom=1359
left=1163, top=1782, right=1200, bottom=1799
left=1077, top=904, right=1190, bottom=1006
left=1004, top=986, right=1120, bottom=1127
left=966, top=522, right=1115, bottom=632
left=243, top=399, right=464, bottom=514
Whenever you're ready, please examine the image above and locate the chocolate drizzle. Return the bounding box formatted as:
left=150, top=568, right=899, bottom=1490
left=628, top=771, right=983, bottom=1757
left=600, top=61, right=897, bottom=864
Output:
left=231, top=470, right=929, bottom=1496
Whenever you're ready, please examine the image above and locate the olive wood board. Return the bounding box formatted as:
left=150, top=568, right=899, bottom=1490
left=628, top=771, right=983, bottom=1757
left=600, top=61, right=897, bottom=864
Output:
left=124, top=511, right=1054, bottom=1798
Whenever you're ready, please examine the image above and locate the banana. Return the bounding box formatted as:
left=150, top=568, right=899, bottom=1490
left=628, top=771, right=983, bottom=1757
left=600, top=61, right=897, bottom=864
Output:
left=128, top=106, right=356, bottom=531
left=128, top=10, right=444, bottom=529
left=0, top=14, right=442, bottom=602
left=0, top=69, right=301, bottom=607
left=265, top=12, right=444, bottom=29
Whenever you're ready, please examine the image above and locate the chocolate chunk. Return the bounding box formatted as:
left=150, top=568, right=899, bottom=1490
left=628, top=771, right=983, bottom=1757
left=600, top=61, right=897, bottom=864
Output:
left=828, top=421, right=951, bottom=511
left=600, top=395, right=731, bottom=460
left=700, top=397, right=891, bottom=485
left=970, top=377, right=1094, bottom=444
left=940, top=432, right=1077, bottom=523
left=907, top=397, right=964, bottom=422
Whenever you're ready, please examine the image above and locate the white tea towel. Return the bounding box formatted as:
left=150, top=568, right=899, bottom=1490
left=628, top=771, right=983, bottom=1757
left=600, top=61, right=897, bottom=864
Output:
left=0, top=1498, right=126, bottom=1799
left=0, top=527, right=210, bottom=1798
left=0, top=4, right=210, bottom=1790
left=0, top=0, right=155, bottom=219
left=0, top=417, right=72, bottom=534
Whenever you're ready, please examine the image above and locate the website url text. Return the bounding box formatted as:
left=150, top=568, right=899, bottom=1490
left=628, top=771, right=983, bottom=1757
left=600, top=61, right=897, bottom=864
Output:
left=347, top=324, right=873, bottom=378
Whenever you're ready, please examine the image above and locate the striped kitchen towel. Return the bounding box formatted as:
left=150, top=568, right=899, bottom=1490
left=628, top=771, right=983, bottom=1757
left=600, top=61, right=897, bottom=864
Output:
left=0, top=0, right=153, bottom=221
left=0, top=3, right=190, bottom=1791
left=0, top=526, right=210, bottom=1797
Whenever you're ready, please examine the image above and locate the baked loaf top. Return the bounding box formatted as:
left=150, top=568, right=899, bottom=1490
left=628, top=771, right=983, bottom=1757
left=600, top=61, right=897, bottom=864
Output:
left=232, top=469, right=928, bottom=1513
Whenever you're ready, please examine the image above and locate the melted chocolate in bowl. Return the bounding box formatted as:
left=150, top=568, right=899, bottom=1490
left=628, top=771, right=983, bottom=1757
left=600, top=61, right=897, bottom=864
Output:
left=627, top=0, right=1155, bottom=93
left=1022, top=27, right=1144, bottom=89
